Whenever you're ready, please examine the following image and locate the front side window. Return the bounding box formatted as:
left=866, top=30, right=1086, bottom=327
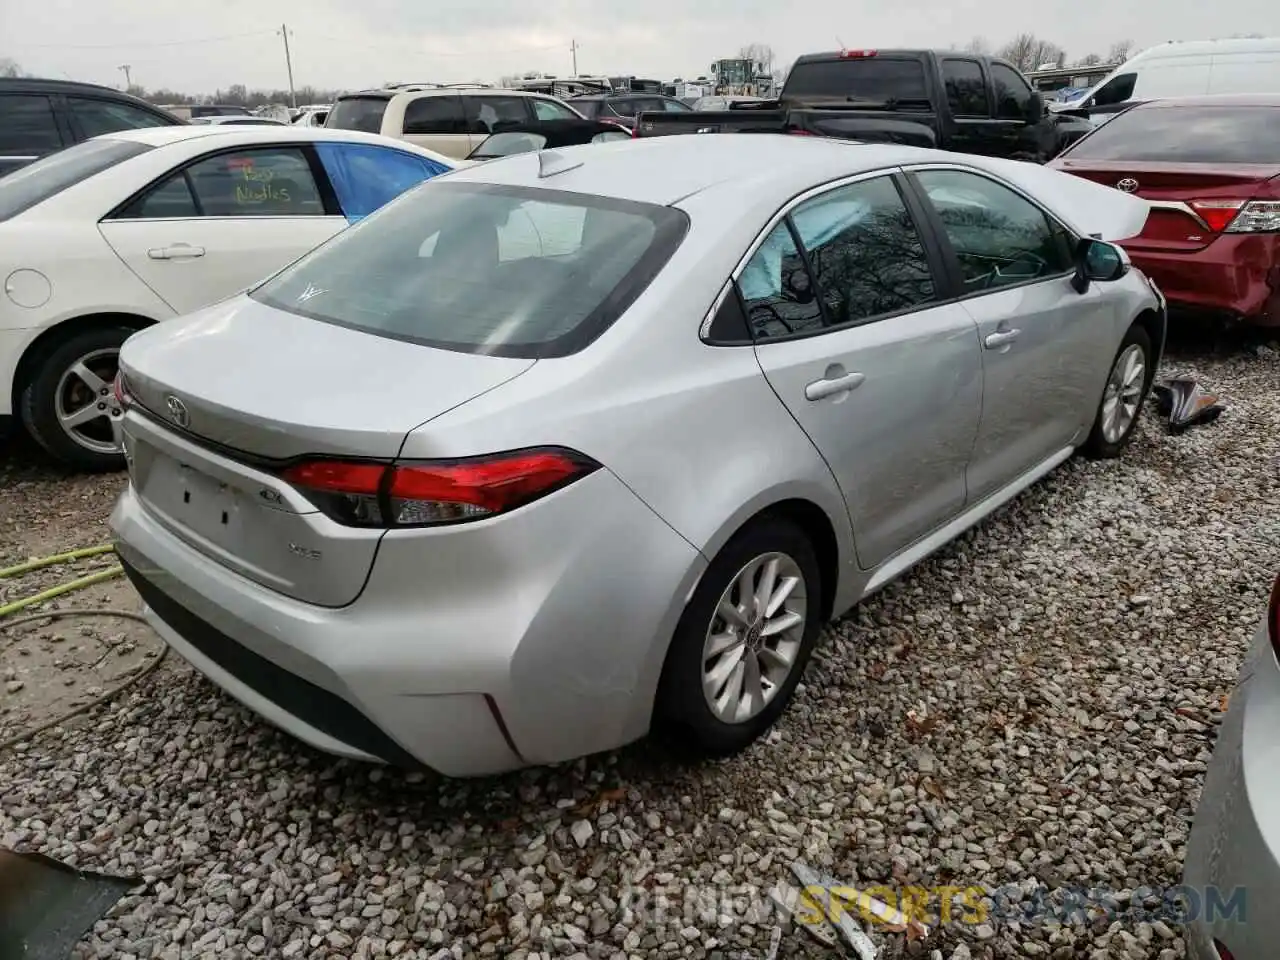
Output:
left=315, top=142, right=449, bottom=221
left=251, top=182, right=688, bottom=358
left=572, top=99, right=603, bottom=118
left=403, top=96, right=465, bottom=135
left=68, top=97, right=172, bottom=137
left=0, top=94, right=62, bottom=153
left=183, top=148, right=326, bottom=217
left=737, top=222, right=825, bottom=339
left=1091, top=72, right=1137, bottom=106
left=661, top=98, right=692, bottom=112
left=990, top=63, right=1033, bottom=120
left=464, top=96, right=532, bottom=134
left=532, top=98, right=577, bottom=120
left=941, top=60, right=989, bottom=117
left=915, top=169, right=1072, bottom=291
left=790, top=176, right=937, bottom=326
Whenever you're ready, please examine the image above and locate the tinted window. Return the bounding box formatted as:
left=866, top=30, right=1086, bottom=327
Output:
left=465, top=96, right=531, bottom=134
left=572, top=99, right=603, bottom=118
left=532, top=99, right=578, bottom=120
left=315, top=142, right=447, bottom=221
left=661, top=98, right=692, bottom=112
left=0, top=94, right=62, bottom=154
left=0, top=139, right=151, bottom=221
left=326, top=96, right=391, bottom=133
left=1091, top=72, right=1137, bottom=106
left=607, top=99, right=644, bottom=117
left=737, top=222, right=825, bottom=338
left=252, top=182, right=688, bottom=359
left=403, top=96, right=465, bottom=135
left=68, top=97, right=172, bottom=137
left=184, top=148, right=326, bottom=217
left=782, top=59, right=928, bottom=102
left=916, top=170, right=1072, bottom=291
left=1064, top=105, right=1280, bottom=163
left=990, top=64, right=1032, bottom=120
left=790, top=176, right=937, bottom=326
left=117, top=174, right=199, bottom=219
left=694, top=97, right=727, bottom=111
left=192, top=105, right=250, bottom=118
left=941, top=60, right=989, bottom=117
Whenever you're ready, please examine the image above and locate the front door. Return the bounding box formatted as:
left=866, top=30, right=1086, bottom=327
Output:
left=98, top=145, right=346, bottom=315
left=907, top=167, right=1115, bottom=501
left=746, top=172, right=984, bottom=570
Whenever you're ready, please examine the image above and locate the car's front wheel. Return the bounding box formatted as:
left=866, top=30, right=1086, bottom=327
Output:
left=20, top=327, right=131, bottom=471
left=1082, top=322, right=1154, bottom=459
left=656, top=516, right=822, bottom=757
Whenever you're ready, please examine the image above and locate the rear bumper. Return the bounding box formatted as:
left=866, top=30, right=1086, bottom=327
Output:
left=109, top=465, right=705, bottom=776
left=1123, top=234, right=1280, bottom=326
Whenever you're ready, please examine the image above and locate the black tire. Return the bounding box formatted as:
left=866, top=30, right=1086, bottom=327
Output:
left=655, top=516, right=822, bottom=757
left=19, top=326, right=133, bottom=472
left=1082, top=323, right=1154, bottom=459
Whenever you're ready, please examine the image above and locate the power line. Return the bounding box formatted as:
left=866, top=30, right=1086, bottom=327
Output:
left=14, top=31, right=275, bottom=51
left=297, top=31, right=565, bottom=58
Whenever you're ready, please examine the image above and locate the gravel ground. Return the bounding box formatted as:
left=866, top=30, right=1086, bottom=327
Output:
left=1, top=342, right=1278, bottom=960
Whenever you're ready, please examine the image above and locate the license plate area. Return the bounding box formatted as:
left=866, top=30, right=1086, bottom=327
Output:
left=142, top=450, right=252, bottom=547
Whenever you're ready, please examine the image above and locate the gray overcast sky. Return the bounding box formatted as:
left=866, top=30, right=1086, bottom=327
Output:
left=4, top=0, right=1279, bottom=93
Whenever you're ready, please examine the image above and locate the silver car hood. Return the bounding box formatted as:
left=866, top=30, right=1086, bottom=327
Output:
left=119, top=295, right=536, bottom=461
left=946, top=154, right=1151, bottom=242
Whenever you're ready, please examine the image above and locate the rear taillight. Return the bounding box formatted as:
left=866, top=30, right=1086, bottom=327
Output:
left=280, top=447, right=600, bottom=528
left=1268, top=573, right=1280, bottom=659
left=1188, top=199, right=1280, bottom=233
left=112, top=372, right=133, bottom=409
left=789, top=128, right=817, bottom=135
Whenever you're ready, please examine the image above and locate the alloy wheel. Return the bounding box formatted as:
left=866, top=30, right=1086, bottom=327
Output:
left=701, top=551, right=808, bottom=724
left=54, top=348, right=123, bottom=455
left=1100, top=343, right=1146, bottom=444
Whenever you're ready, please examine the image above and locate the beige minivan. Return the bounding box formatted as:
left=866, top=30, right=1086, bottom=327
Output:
left=324, top=85, right=585, bottom=159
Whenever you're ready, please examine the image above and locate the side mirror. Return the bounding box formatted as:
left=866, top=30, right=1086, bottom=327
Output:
left=1024, top=92, right=1045, bottom=123
left=1071, top=238, right=1129, bottom=292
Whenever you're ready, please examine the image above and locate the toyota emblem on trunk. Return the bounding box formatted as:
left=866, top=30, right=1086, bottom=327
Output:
left=1116, top=178, right=1139, bottom=193
left=165, top=395, right=190, bottom=428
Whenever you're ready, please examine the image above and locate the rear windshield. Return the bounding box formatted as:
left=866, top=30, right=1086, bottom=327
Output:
left=326, top=96, right=390, bottom=133
left=0, top=138, right=152, bottom=221
left=784, top=58, right=929, bottom=102
left=1065, top=105, right=1280, bottom=163
left=251, top=181, right=689, bottom=358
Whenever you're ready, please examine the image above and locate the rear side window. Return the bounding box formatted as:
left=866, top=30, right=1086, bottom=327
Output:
left=464, top=96, right=531, bottom=134
left=326, top=96, right=391, bottom=133
left=315, top=142, right=449, bottom=221
left=572, top=100, right=603, bottom=118
left=532, top=99, right=578, bottom=120
left=184, top=148, right=326, bottom=217
left=0, top=138, right=151, bottom=221
left=989, top=64, right=1032, bottom=120
left=737, top=222, right=825, bottom=338
left=782, top=58, right=928, bottom=102
left=941, top=60, right=989, bottom=117
left=0, top=94, right=63, bottom=154
left=68, top=97, right=172, bottom=137
left=403, top=96, right=466, bottom=135
left=1063, top=105, right=1280, bottom=163
left=251, top=182, right=689, bottom=359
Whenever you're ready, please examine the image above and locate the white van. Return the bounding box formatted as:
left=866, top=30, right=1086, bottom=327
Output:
left=1067, top=37, right=1280, bottom=124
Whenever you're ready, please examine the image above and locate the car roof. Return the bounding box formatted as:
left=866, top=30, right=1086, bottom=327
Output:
left=443, top=134, right=952, bottom=208
left=1131, top=93, right=1280, bottom=108
left=94, top=125, right=459, bottom=165
left=0, top=76, right=139, bottom=96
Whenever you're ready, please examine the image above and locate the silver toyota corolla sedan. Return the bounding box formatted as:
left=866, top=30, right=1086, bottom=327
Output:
left=1181, top=574, right=1280, bottom=960
left=109, top=135, right=1164, bottom=776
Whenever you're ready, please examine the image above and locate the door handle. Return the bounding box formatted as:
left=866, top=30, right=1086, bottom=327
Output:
left=804, top=371, right=865, bottom=401
left=984, top=328, right=1021, bottom=350
left=147, top=244, right=206, bottom=260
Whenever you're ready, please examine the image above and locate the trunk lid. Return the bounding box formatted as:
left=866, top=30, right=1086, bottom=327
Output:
left=118, top=295, right=535, bottom=606
left=1052, top=160, right=1280, bottom=252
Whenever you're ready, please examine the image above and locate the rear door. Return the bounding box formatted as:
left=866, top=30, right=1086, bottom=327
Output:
left=939, top=58, right=996, bottom=155
left=747, top=171, right=984, bottom=570
left=906, top=166, right=1114, bottom=501
left=98, top=144, right=346, bottom=314
left=0, top=93, right=66, bottom=176
left=400, top=94, right=469, bottom=157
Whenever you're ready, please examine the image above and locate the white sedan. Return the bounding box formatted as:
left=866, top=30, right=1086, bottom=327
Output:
left=0, top=126, right=457, bottom=469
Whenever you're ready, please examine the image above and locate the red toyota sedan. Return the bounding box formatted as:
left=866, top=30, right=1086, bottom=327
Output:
left=1049, top=95, right=1280, bottom=328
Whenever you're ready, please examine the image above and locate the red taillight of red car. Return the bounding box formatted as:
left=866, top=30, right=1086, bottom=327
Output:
left=1268, top=572, right=1280, bottom=659
left=1188, top=198, right=1280, bottom=234
left=281, top=448, right=600, bottom=528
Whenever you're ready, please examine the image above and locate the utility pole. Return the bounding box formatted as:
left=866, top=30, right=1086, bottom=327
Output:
left=118, top=64, right=131, bottom=89
left=570, top=39, right=579, bottom=76
left=279, top=24, right=297, bottom=108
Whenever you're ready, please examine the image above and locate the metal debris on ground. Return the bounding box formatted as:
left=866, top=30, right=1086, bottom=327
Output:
left=762, top=923, right=783, bottom=960
left=790, top=861, right=879, bottom=960
left=0, top=848, right=140, bottom=960
left=1151, top=376, right=1226, bottom=433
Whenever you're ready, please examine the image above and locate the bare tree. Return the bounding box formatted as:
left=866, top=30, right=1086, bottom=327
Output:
left=998, top=34, right=1066, bottom=72
left=963, top=37, right=991, bottom=56
left=0, top=57, right=21, bottom=78
left=738, top=43, right=776, bottom=77
left=1076, top=53, right=1103, bottom=66
left=1107, top=39, right=1134, bottom=63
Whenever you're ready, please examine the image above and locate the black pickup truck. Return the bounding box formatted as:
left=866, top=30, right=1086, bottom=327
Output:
left=634, top=49, right=1093, bottom=162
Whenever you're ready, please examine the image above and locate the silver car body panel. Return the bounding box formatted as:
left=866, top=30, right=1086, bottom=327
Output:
left=110, top=135, right=1163, bottom=772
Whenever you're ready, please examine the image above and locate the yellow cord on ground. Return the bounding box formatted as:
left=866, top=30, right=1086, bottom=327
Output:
left=0, top=545, right=166, bottom=753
